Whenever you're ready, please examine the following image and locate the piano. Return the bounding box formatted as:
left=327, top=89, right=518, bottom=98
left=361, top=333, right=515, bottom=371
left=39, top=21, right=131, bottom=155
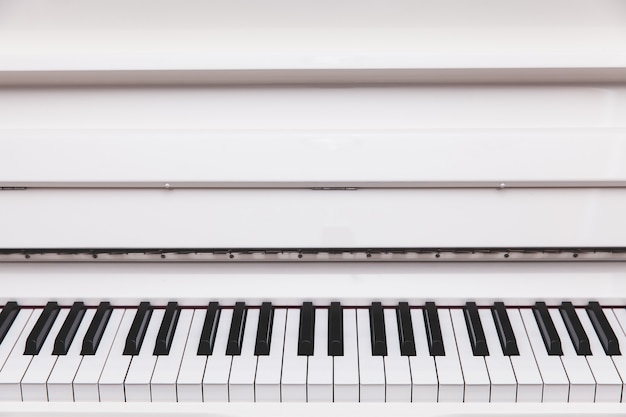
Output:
left=1, top=0, right=626, bottom=416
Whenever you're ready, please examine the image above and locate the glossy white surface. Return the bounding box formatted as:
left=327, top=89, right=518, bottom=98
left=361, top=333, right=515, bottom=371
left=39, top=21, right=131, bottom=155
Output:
left=0, top=262, right=625, bottom=306
left=1, top=189, right=626, bottom=248
left=0, top=0, right=625, bottom=75
left=1, top=84, right=624, bottom=130
left=2, top=129, right=626, bottom=187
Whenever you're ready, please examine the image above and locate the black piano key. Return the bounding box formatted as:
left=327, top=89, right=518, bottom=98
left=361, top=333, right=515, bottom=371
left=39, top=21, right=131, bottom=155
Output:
left=298, top=302, right=315, bottom=356
left=328, top=302, right=343, bottom=356
left=587, top=301, right=620, bottom=355
left=396, top=302, right=416, bottom=356
left=226, top=302, right=247, bottom=355
left=124, top=302, right=153, bottom=355
left=532, top=301, right=562, bottom=355
left=53, top=302, right=86, bottom=355
left=154, top=302, right=181, bottom=356
left=25, top=301, right=60, bottom=355
left=491, top=302, right=519, bottom=356
left=255, top=302, right=274, bottom=356
left=559, top=301, right=591, bottom=356
left=369, top=302, right=387, bottom=356
left=463, top=302, right=489, bottom=356
left=424, top=302, right=445, bottom=356
left=198, top=302, right=221, bottom=355
left=81, top=302, right=113, bottom=355
left=0, top=302, right=20, bottom=345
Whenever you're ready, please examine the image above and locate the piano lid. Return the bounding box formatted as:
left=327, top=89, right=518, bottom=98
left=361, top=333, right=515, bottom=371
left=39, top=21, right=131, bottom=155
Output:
left=0, top=0, right=625, bottom=85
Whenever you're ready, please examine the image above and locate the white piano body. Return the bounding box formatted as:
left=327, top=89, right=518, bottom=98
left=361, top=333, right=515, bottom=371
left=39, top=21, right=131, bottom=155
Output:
left=1, top=0, right=626, bottom=415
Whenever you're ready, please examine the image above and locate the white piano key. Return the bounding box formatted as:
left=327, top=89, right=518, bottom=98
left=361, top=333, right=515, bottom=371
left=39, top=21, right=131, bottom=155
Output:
left=435, top=309, right=464, bottom=402
left=612, top=309, right=626, bottom=337
left=21, top=308, right=70, bottom=401
left=383, top=308, right=411, bottom=402
left=124, top=309, right=165, bottom=401
left=506, top=309, right=543, bottom=402
left=281, top=308, right=307, bottom=402
left=576, top=308, right=623, bottom=402
left=203, top=308, right=233, bottom=402
left=334, top=309, right=359, bottom=402
left=608, top=309, right=626, bottom=402
left=356, top=308, right=385, bottom=402
left=47, top=309, right=96, bottom=402
left=176, top=310, right=208, bottom=402
left=307, top=308, right=333, bottom=402
left=151, top=309, right=193, bottom=402
left=98, top=308, right=137, bottom=402
left=73, top=309, right=124, bottom=402
left=229, top=308, right=259, bottom=402
left=0, top=309, right=33, bottom=374
left=520, top=309, right=569, bottom=402
left=256, top=308, right=287, bottom=402
left=0, top=309, right=40, bottom=401
left=306, top=308, right=332, bottom=402
left=450, top=309, right=490, bottom=402
left=408, top=309, right=438, bottom=402
left=548, top=308, right=595, bottom=402
left=478, top=309, right=517, bottom=402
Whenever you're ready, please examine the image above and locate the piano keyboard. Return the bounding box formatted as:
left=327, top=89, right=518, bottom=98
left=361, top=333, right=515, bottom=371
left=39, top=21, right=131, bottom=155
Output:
left=0, top=301, right=625, bottom=403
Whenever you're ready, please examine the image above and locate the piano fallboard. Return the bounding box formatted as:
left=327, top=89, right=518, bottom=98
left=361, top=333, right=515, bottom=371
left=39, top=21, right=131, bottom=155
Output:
left=0, top=262, right=625, bottom=306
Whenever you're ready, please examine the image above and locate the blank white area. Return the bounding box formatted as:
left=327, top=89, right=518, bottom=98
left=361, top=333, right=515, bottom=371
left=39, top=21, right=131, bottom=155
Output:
left=2, top=129, right=626, bottom=187
left=1, top=402, right=626, bottom=416
left=0, top=0, right=625, bottom=70
left=0, top=189, right=625, bottom=247
left=0, top=262, right=625, bottom=306
left=2, top=85, right=625, bottom=186
left=0, top=85, right=625, bottom=130
left=1, top=402, right=626, bottom=415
